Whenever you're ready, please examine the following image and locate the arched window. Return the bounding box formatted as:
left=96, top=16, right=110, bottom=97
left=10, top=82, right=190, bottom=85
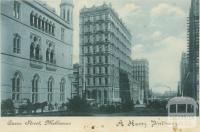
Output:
left=30, top=43, right=34, bottom=58
left=46, top=48, right=50, bottom=62
left=12, top=72, right=22, bottom=101
left=67, top=10, right=70, bottom=22
left=35, top=45, right=40, bottom=60
left=38, top=16, right=42, bottom=29
left=32, top=74, right=39, bottom=103
left=34, top=14, right=38, bottom=27
left=30, top=12, right=34, bottom=26
left=50, top=50, right=54, bottom=63
left=63, top=9, right=66, bottom=20
left=42, top=17, right=45, bottom=31
left=49, top=22, right=52, bottom=34
left=52, top=24, right=55, bottom=35
left=45, top=20, right=49, bottom=32
left=13, top=34, right=21, bottom=54
left=30, top=36, right=37, bottom=59
left=48, top=77, right=54, bottom=102
left=60, top=79, right=65, bottom=102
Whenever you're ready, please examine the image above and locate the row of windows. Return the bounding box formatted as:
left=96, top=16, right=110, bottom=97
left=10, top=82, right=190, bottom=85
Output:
left=13, top=33, right=56, bottom=65
left=82, top=21, right=131, bottom=48
left=82, top=45, right=109, bottom=54
left=87, top=66, right=108, bottom=74
left=81, top=33, right=109, bottom=44
left=30, top=12, right=55, bottom=36
left=85, top=55, right=108, bottom=64
left=82, top=14, right=131, bottom=46
left=86, top=77, right=109, bottom=86
left=86, top=90, right=108, bottom=103
left=82, top=22, right=109, bottom=33
left=12, top=72, right=66, bottom=103
left=81, top=14, right=109, bottom=23
left=81, top=33, right=130, bottom=58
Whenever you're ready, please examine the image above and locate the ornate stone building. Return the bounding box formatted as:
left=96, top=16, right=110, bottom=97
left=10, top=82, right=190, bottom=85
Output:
left=79, top=3, right=133, bottom=104
left=184, top=0, right=199, bottom=101
left=132, top=59, right=149, bottom=104
left=1, top=0, right=73, bottom=108
left=179, top=52, right=188, bottom=96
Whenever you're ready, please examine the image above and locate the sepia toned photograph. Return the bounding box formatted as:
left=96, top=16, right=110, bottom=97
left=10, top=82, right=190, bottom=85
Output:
left=0, top=0, right=199, bottom=118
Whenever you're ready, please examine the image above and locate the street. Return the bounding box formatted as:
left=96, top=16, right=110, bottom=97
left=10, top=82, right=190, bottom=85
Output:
left=13, top=107, right=167, bottom=117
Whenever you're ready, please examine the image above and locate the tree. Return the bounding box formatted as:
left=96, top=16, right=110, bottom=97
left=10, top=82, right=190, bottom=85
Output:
left=67, top=96, right=91, bottom=112
left=121, top=99, right=134, bottom=112
left=1, top=99, right=15, bottom=116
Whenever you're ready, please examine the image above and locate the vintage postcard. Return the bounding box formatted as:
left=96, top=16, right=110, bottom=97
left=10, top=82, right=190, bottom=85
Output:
left=0, top=0, right=199, bottom=131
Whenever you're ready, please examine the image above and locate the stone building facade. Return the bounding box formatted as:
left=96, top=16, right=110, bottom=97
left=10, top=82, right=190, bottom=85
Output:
left=185, top=0, right=199, bottom=101
left=179, top=52, right=188, bottom=96
left=1, top=0, right=73, bottom=108
left=132, top=59, right=149, bottom=104
left=79, top=3, right=133, bottom=104
left=130, top=79, right=140, bottom=104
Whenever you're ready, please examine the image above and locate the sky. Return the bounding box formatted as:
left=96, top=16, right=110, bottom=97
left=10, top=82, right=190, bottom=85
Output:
left=42, top=0, right=191, bottom=93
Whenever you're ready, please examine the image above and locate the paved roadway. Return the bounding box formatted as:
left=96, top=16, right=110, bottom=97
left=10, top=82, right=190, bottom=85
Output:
left=91, top=108, right=167, bottom=116
left=11, top=107, right=167, bottom=117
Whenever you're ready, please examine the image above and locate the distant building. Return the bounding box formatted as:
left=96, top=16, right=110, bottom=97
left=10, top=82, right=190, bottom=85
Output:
left=130, top=79, right=140, bottom=104
left=79, top=3, right=133, bottom=104
left=163, top=91, right=177, bottom=98
left=132, top=59, right=149, bottom=104
left=179, top=52, right=188, bottom=96
left=184, top=0, right=199, bottom=101
left=72, top=63, right=79, bottom=97
left=1, top=0, right=73, bottom=108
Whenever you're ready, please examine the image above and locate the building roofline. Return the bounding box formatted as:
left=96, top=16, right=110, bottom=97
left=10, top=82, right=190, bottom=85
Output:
left=80, top=3, right=132, bottom=38
left=23, top=0, right=72, bottom=30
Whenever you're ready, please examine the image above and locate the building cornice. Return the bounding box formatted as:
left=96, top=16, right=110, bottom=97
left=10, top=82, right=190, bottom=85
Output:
left=22, top=0, right=73, bottom=30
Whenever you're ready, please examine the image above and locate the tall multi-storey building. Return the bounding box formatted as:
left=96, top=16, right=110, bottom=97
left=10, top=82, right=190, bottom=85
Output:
left=130, top=79, right=140, bottom=104
left=1, top=0, right=73, bottom=108
left=179, top=52, right=188, bottom=96
left=79, top=3, right=133, bottom=104
left=184, top=0, right=199, bottom=101
left=72, top=63, right=79, bottom=97
left=132, top=59, right=149, bottom=104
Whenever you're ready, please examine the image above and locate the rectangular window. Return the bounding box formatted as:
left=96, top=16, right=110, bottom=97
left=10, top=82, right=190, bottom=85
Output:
left=105, top=78, right=108, bottom=85
left=14, top=1, right=20, bottom=19
left=177, top=104, right=186, bottom=113
left=61, top=27, right=65, bottom=41
left=87, top=68, right=90, bottom=74
left=87, top=57, right=90, bottom=64
left=99, top=56, right=102, bottom=63
left=99, top=78, right=102, bottom=85
left=93, top=78, right=96, bottom=86
left=93, top=56, right=96, bottom=64
left=105, top=56, right=108, bottom=63
left=105, top=67, right=108, bottom=74
left=170, top=104, right=176, bottom=113
left=99, top=67, right=101, bottom=74
left=87, top=78, right=90, bottom=85
left=93, top=67, right=96, bottom=74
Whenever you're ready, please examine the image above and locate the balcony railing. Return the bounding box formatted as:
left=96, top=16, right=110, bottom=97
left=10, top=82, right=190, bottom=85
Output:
left=30, top=56, right=43, bottom=69
left=46, top=59, right=57, bottom=71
